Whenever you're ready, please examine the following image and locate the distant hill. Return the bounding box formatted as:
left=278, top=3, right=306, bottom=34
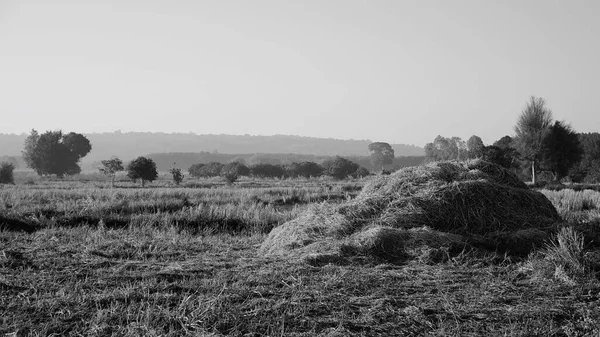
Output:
left=0, top=132, right=424, bottom=169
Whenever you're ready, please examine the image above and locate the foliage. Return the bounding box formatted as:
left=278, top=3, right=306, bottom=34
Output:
left=286, top=161, right=323, bottom=178
left=424, top=135, right=466, bottom=161
left=494, top=135, right=514, bottom=149
left=127, top=157, right=158, bottom=187
left=21, top=129, right=92, bottom=177
left=98, top=157, right=124, bottom=188
left=0, top=162, right=15, bottom=184
left=540, top=121, right=583, bottom=181
left=169, top=164, right=184, bottom=186
left=466, top=135, right=485, bottom=159
left=513, top=96, right=554, bottom=184
left=188, top=162, right=223, bottom=178
left=221, top=162, right=250, bottom=184
left=482, top=145, right=521, bottom=170
left=569, top=133, right=600, bottom=183
left=323, top=156, right=360, bottom=180
left=368, top=142, right=395, bottom=171
left=188, top=163, right=206, bottom=178
left=352, top=166, right=371, bottom=178
left=249, top=163, right=286, bottom=179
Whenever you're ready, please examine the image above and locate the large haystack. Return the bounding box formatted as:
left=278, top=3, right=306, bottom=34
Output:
left=260, top=160, right=561, bottom=264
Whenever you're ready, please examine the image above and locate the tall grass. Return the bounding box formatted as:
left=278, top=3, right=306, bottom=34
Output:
left=541, top=189, right=600, bottom=223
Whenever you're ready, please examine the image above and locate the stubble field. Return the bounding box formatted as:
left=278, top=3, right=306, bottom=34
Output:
left=1, top=175, right=600, bottom=336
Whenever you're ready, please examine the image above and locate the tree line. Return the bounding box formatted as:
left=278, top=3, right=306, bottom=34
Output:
left=424, top=96, right=599, bottom=184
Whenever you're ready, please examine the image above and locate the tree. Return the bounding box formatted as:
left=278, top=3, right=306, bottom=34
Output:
left=249, top=163, right=286, bottom=178
left=169, top=164, right=184, bottom=186
left=493, top=135, right=514, bottom=149
left=568, top=133, right=600, bottom=183
left=286, top=161, right=323, bottom=178
left=0, top=162, right=15, bottom=184
left=540, top=121, right=583, bottom=181
left=22, top=129, right=92, bottom=177
left=514, top=96, right=554, bottom=184
left=482, top=146, right=520, bottom=170
left=127, top=157, right=158, bottom=187
left=323, top=156, right=360, bottom=180
left=99, top=157, right=124, bottom=188
left=368, top=142, right=395, bottom=172
left=221, top=162, right=249, bottom=184
left=466, top=135, right=485, bottom=159
left=352, top=166, right=371, bottom=178
left=424, top=135, right=462, bottom=161
left=188, top=163, right=206, bottom=178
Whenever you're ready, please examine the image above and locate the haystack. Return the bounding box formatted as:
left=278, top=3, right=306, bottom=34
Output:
left=260, top=160, right=561, bottom=264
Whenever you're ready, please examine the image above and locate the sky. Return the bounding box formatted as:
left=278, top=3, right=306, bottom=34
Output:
left=0, top=0, right=599, bottom=147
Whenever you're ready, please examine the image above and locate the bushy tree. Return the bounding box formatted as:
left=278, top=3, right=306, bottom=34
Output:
left=188, top=162, right=223, bottom=178
left=202, top=162, right=224, bottom=177
left=221, top=162, right=249, bottom=184
left=424, top=135, right=463, bottom=161
left=188, top=163, right=206, bottom=178
left=466, top=135, right=485, bottom=159
left=0, top=162, right=15, bottom=184
left=569, top=133, right=600, bottom=183
left=494, top=135, right=514, bottom=149
left=541, top=121, right=583, bottom=181
left=249, top=163, right=286, bottom=178
left=368, top=142, right=394, bottom=172
left=352, top=166, right=371, bottom=178
left=127, top=156, right=158, bottom=187
left=482, top=145, right=520, bottom=170
left=99, top=157, right=124, bottom=188
left=323, top=156, right=360, bottom=180
left=22, top=129, right=91, bottom=177
left=286, top=161, right=323, bottom=178
left=169, top=163, right=184, bottom=186
left=514, top=96, right=553, bottom=184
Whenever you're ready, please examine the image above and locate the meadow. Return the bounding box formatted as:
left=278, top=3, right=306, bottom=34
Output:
left=1, top=173, right=600, bottom=336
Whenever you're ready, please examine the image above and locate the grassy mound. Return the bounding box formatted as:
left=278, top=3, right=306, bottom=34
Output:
left=260, top=160, right=561, bottom=264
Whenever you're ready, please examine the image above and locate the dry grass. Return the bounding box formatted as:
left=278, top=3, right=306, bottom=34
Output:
left=261, top=160, right=561, bottom=264
left=2, top=174, right=600, bottom=336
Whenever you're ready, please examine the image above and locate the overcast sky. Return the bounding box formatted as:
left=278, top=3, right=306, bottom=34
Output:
left=1, top=1, right=598, bottom=146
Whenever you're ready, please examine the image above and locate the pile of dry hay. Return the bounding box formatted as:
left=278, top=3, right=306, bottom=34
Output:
left=260, top=160, right=562, bottom=264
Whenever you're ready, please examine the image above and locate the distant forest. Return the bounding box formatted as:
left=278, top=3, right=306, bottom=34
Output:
left=0, top=132, right=424, bottom=172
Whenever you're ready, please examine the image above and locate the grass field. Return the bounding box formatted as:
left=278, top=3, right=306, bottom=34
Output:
left=2, top=176, right=600, bottom=336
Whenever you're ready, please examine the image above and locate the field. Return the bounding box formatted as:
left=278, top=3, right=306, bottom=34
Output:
left=2, top=175, right=600, bottom=336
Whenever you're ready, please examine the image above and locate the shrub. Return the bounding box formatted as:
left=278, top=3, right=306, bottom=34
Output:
left=169, top=166, right=184, bottom=185
left=249, top=163, right=286, bottom=179
left=221, top=162, right=249, bottom=184
left=127, top=157, right=158, bottom=187
left=0, top=162, right=15, bottom=184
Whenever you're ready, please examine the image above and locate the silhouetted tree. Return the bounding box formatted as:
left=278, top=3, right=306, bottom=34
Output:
left=221, top=162, right=249, bottom=184
left=352, top=166, right=371, bottom=178
left=22, top=129, right=91, bottom=177
left=127, top=157, right=158, bottom=187
left=169, top=163, right=184, bottom=186
left=188, top=163, right=206, bottom=178
left=0, top=162, right=15, bottom=184
left=569, top=133, right=600, bottom=183
left=541, top=121, right=583, bottom=181
left=99, top=157, right=124, bottom=188
left=249, top=163, right=286, bottom=178
left=368, top=142, right=394, bottom=172
left=466, top=135, right=485, bottom=159
left=514, top=96, right=553, bottom=184
left=323, top=156, right=360, bottom=180
left=286, top=161, right=323, bottom=178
